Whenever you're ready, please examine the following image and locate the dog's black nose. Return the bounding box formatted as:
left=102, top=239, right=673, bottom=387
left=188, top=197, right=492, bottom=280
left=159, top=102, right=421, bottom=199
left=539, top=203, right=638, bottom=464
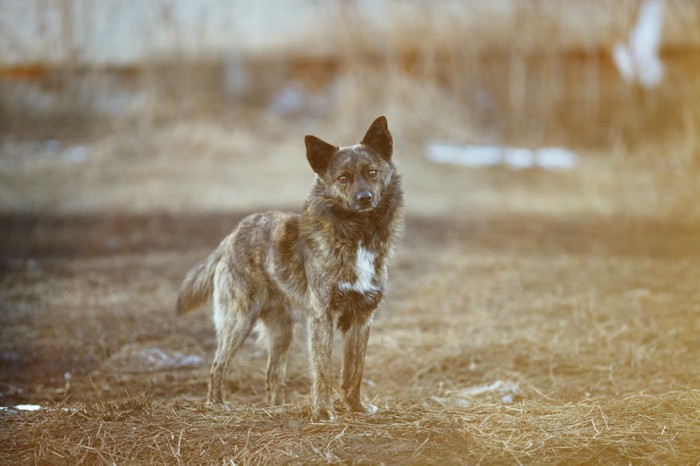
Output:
left=356, top=191, right=373, bottom=207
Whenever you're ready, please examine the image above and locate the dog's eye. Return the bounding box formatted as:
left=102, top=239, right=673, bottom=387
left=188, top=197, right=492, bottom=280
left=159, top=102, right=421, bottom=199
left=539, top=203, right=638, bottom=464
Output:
left=337, top=175, right=350, bottom=184
left=367, top=169, right=378, bottom=178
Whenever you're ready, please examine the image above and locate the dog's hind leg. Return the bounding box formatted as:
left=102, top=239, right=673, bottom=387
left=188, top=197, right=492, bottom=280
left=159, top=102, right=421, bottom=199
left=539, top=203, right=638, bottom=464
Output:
left=207, top=264, right=259, bottom=405
left=259, top=306, right=294, bottom=406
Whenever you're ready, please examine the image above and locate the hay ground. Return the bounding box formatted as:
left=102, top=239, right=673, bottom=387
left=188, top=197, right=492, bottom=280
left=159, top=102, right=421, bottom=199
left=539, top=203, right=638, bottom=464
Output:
left=1, top=111, right=700, bottom=464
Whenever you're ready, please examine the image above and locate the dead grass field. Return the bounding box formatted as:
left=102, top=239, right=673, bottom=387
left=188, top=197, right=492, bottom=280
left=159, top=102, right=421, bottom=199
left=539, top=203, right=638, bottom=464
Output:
left=1, top=102, right=700, bottom=464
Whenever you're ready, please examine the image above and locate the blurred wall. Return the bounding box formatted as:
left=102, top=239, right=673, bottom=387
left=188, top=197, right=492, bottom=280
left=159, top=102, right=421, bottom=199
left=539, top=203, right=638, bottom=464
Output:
left=2, top=0, right=699, bottom=148
left=0, top=0, right=329, bottom=66
left=1, top=0, right=699, bottom=67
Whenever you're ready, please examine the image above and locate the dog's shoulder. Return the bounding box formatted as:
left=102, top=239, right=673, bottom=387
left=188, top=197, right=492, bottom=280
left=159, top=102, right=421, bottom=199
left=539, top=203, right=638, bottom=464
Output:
left=267, top=211, right=301, bottom=255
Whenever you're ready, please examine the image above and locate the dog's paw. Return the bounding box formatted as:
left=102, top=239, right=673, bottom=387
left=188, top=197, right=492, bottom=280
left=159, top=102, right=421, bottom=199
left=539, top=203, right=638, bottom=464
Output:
left=345, top=397, right=378, bottom=415
left=360, top=402, right=378, bottom=415
left=350, top=401, right=378, bottom=415
left=312, top=408, right=337, bottom=423
left=267, top=392, right=286, bottom=407
left=208, top=401, right=230, bottom=411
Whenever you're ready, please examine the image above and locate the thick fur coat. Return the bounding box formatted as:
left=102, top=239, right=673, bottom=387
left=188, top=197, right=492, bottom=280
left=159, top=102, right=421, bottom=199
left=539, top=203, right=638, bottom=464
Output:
left=177, top=116, right=403, bottom=421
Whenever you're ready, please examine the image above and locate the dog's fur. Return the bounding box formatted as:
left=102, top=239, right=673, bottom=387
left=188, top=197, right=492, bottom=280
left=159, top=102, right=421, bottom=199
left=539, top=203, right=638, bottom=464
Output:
left=176, top=116, right=403, bottom=421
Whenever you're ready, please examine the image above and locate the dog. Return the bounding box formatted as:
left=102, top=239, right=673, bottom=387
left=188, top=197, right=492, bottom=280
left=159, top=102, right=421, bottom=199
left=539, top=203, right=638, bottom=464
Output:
left=176, top=116, right=403, bottom=421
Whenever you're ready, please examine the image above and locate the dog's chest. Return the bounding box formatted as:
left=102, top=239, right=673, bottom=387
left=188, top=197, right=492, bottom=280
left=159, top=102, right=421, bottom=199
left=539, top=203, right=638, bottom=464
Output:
left=338, top=244, right=380, bottom=293
left=332, top=243, right=385, bottom=330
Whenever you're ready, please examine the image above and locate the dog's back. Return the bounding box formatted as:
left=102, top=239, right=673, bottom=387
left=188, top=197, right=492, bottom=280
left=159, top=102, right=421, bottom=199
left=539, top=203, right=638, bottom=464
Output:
left=176, top=210, right=303, bottom=318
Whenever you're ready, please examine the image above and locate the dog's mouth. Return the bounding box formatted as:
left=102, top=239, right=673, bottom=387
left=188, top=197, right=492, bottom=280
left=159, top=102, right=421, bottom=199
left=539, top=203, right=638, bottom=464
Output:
left=351, top=199, right=379, bottom=213
left=342, top=202, right=376, bottom=215
left=352, top=191, right=379, bottom=212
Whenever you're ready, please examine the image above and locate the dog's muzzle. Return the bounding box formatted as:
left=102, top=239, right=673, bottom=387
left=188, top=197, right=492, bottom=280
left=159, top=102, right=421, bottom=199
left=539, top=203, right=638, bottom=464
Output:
left=355, top=191, right=374, bottom=210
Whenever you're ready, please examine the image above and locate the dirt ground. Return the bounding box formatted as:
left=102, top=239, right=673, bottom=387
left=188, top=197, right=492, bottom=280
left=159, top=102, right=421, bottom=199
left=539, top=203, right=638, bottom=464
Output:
left=1, top=111, right=700, bottom=464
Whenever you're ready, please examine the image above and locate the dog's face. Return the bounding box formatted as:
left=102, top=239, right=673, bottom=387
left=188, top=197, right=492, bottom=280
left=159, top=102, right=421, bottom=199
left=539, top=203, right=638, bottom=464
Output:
left=305, top=116, right=395, bottom=213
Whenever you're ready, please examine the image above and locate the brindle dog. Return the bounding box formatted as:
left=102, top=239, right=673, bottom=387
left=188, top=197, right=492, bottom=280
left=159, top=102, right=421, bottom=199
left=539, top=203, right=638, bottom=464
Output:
left=177, top=116, right=403, bottom=421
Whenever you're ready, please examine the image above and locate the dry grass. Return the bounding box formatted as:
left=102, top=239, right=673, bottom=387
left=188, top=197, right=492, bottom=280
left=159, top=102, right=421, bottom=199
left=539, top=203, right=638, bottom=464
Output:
left=1, top=211, right=699, bottom=464
left=2, top=390, right=699, bottom=465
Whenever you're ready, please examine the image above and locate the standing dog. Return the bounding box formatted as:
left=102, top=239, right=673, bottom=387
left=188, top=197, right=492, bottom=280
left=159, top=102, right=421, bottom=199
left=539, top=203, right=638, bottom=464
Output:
left=176, top=116, right=403, bottom=421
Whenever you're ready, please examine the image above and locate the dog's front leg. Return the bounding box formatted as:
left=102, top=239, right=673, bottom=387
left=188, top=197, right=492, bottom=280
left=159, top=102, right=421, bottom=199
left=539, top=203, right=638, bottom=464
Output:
left=341, top=320, right=377, bottom=414
left=308, top=313, right=335, bottom=421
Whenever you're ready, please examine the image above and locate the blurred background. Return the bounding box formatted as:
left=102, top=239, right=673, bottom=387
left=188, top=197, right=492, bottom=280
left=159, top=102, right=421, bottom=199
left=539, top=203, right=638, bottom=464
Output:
left=1, top=0, right=699, bottom=219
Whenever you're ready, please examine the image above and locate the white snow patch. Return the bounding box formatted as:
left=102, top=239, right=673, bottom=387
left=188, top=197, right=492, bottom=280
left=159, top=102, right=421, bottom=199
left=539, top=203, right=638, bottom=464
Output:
left=431, top=380, right=523, bottom=407
left=137, top=347, right=204, bottom=370
left=1, top=404, right=79, bottom=413
left=427, top=144, right=578, bottom=171
left=12, top=404, right=42, bottom=411
left=62, top=146, right=88, bottom=164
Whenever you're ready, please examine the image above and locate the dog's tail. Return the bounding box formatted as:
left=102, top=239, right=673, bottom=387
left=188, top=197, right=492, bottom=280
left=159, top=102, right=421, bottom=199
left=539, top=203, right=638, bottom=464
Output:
left=176, top=247, right=223, bottom=316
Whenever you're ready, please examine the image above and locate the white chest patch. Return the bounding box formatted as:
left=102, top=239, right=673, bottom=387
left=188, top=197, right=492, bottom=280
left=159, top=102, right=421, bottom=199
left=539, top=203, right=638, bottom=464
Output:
left=339, top=246, right=379, bottom=293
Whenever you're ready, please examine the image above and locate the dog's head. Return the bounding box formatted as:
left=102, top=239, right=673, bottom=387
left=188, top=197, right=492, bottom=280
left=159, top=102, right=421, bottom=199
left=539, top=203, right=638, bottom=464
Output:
left=305, top=116, right=395, bottom=213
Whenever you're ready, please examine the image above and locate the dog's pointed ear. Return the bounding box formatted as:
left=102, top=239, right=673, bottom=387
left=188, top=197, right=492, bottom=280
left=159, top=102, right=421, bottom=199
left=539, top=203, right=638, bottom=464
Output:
left=361, top=116, right=392, bottom=161
left=305, top=135, right=337, bottom=175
